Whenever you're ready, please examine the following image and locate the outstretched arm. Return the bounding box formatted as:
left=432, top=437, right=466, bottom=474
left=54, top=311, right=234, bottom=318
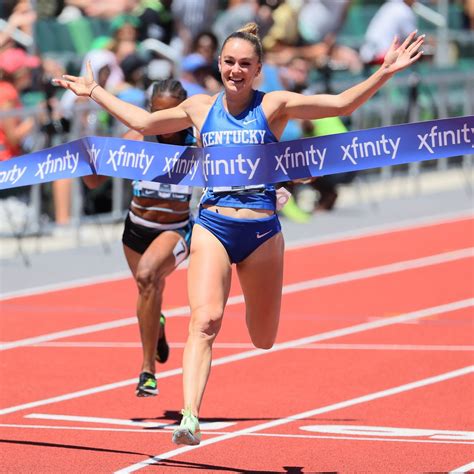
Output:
left=277, top=31, right=424, bottom=120
left=53, top=62, right=193, bottom=135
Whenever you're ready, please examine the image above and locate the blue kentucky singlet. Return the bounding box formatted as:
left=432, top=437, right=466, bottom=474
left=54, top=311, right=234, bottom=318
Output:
left=200, top=90, right=278, bottom=210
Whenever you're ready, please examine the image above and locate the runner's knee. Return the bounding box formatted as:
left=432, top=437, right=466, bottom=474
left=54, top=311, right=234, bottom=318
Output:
left=189, top=306, right=223, bottom=340
left=249, top=333, right=275, bottom=350
left=136, top=265, right=165, bottom=296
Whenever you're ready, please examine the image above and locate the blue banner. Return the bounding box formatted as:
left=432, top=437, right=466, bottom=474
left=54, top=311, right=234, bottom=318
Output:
left=1, top=116, right=472, bottom=190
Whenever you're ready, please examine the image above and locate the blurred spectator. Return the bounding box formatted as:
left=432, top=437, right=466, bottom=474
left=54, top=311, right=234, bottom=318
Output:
left=191, top=31, right=221, bottom=84
left=298, top=0, right=362, bottom=73
left=192, top=31, right=218, bottom=65
left=110, top=13, right=139, bottom=42
left=261, top=1, right=330, bottom=68
left=299, top=0, right=350, bottom=44
left=301, top=117, right=357, bottom=212
left=60, top=48, right=124, bottom=119
left=57, top=48, right=124, bottom=225
left=257, top=55, right=312, bottom=223
left=0, top=47, right=39, bottom=161
left=462, top=0, right=474, bottom=29
left=64, top=0, right=137, bottom=19
left=0, top=0, right=36, bottom=51
left=171, top=0, right=219, bottom=53
left=147, top=57, right=174, bottom=82
left=261, top=0, right=300, bottom=55
left=135, top=0, right=173, bottom=44
left=179, top=53, right=218, bottom=96
left=279, top=56, right=311, bottom=94
left=35, top=0, right=65, bottom=19
left=258, top=56, right=311, bottom=140
left=213, top=0, right=259, bottom=45
left=108, top=13, right=140, bottom=63
left=360, top=0, right=417, bottom=65
left=116, top=53, right=148, bottom=109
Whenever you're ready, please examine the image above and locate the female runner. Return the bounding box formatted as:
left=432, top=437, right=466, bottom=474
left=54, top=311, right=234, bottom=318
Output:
left=83, top=79, right=194, bottom=398
left=55, top=24, right=424, bottom=445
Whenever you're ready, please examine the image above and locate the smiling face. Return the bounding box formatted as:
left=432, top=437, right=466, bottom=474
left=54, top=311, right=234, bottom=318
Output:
left=219, top=38, right=261, bottom=96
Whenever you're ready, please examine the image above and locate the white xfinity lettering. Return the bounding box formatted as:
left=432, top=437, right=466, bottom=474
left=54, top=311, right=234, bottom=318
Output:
left=87, top=143, right=101, bottom=170
left=162, top=151, right=200, bottom=181
left=417, top=123, right=474, bottom=154
left=106, top=145, right=154, bottom=175
left=202, top=153, right=261, bottom=182
left=0, top=163, right=27, bottom=186
left=34, top=150, right=79, bottom=180
left=341, top=134, right=401, bottom=165
left=274, top=145, right=326, bottom=176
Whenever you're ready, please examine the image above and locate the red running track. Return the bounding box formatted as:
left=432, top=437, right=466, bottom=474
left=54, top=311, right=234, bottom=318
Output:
left=0, top=214, right=473, bottom=473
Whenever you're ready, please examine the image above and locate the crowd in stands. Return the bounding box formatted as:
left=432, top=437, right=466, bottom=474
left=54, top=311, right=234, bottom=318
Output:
left=1, top=0, right=473, bottom=228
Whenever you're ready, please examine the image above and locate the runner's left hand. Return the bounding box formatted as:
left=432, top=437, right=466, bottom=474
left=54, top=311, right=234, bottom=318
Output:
left=382, top=31, right=424, bottom=74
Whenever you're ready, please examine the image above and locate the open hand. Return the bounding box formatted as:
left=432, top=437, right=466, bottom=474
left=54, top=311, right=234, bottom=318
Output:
left=382, top=31, right=424, bottom=74
left=52, top=61, right=97, bottom=97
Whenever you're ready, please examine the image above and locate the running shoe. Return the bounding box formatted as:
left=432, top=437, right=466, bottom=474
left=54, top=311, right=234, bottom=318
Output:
left=156, top=313, right=169, bottom=363
left=172, top=409, right=201, bottom=445
left=135, top=372, right=158, bottom=397
left=280, top=196, right=311, bottom=223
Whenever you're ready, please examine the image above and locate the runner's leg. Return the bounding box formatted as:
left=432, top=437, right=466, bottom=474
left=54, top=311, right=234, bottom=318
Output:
left=124, top=230, right=185, bottom=375
left=183, top=224, right=232, bottom=414
left=236, top=232, right=284, bottom=349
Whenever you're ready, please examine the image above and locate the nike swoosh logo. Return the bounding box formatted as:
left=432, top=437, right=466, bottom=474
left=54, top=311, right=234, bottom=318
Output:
left=256, top=230, right=272, bottom=239
left=242, top=118, right=257, bottom=125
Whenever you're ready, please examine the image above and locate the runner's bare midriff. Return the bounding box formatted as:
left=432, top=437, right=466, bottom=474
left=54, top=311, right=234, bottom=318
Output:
left=132, top=197, right=190, bottom=223
left=202, top=204, right=274, bottom=219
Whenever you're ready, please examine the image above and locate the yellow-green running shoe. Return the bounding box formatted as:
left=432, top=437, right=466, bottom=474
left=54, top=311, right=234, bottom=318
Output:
left=135, top=372, right=158, bottom=397
left=172, top=409, right=201, bottom=445
left=280, top=196, right=311, bottom=223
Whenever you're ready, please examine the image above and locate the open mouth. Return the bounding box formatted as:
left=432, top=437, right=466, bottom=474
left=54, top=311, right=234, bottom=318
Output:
left=229, top=77, right=244, bottom=85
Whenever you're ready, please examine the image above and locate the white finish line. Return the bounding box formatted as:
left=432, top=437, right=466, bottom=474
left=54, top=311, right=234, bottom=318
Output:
left=0, top=424, right=472, bottom=446
left=25, top=413, right=235, bottom=431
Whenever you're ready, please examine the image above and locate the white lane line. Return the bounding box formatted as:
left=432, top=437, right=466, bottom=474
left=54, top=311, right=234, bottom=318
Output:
left=17, top=342, right=474, bottom=352
left=297, top=343, right=474, bottom=352
left=1, top=298, right=472, bottom=416
left=115, top=365, right=474, bottom=473
left=0, top=424, right=472, bottom=446
left=2, top=247, right=472, bottom=352
left=1, top=209, right=472, bottom=301
left=0, top=270, right=133, bottom=301
left=0, top=305, right=188, bottom=352
left=449, top=461, right=474, bottom=473
left=253, top=433, right=474, bottom=446
left=25, top=414, right=235, bottom=431
left=24, top=414, right=170, bottom=429
left=300, top=424, right=474, bottom=440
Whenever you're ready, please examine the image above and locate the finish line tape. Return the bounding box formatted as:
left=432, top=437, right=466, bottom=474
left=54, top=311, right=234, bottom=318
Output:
left=1, top=115, right=473, bottom=190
